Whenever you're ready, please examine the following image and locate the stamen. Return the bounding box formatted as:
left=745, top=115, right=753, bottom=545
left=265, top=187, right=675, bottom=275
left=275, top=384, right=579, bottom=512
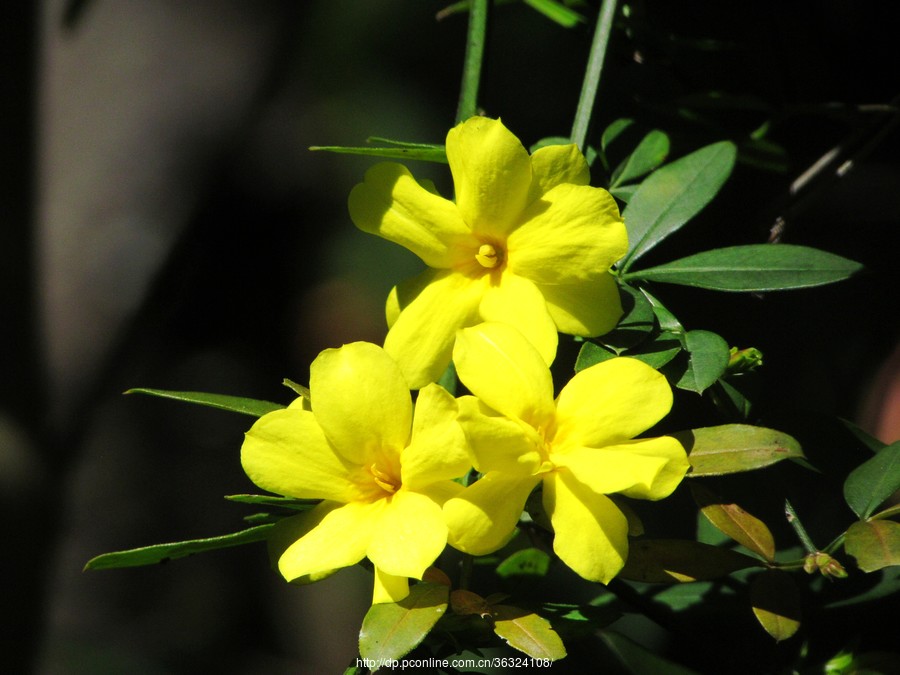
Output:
left=475, top=243, right=500, bottom=268
left=369, top=463, right=399, bottom=493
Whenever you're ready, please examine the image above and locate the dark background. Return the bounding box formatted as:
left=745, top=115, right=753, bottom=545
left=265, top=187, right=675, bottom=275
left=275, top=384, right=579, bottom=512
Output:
left=3, top=1, right=898, bottom=673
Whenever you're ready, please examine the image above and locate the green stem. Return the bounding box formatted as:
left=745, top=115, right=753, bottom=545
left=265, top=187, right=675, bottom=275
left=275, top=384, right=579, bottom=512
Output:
left=456, top=0, right=489, bottom=123
left=570, top=0, right=618, bottom=150
left=784, top=499, right=818, bottom=554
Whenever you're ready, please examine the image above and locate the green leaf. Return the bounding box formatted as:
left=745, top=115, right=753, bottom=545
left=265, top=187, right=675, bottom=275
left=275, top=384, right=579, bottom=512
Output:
left=491, top=605, right=567, bottom=661
left=601, top=118, right=634, bottom=154
left=84, top=524, right=274, bottom=570
left=676, top=330, right=730, bottom=393
left=690, top=484, right=776, bottom=561
left=309, top=143, right=447, bottom=163
left=845, top=520, right=900, bottom=572
left=678, top=424, right=805, bottom=476
left=610, top=130, right=670, bottom=188
left=539, top=603, right=620, bottom=640
left=619, top=539, right=761, bottom=583
left=749, top=570, right=802, bottom=642
left=224, top=494, right=318, bottom=511
left=622, top=244, right=863, bottom=291
left=609, top=184, right=638, bottom=202
left=496, top=548, right=551, bottom=578
left=825, top=566, right=900, bottom=608
left=575, top=341, right=617, bottom=371
left=640, top=288, right=683, bottom=332
left=125, top=388, right=284, bottom=418
left=843, top=442, right=900, bottom=519
left=522, top=0, right=585, bottom=27
left=599, top=629, right=702, bottom=675
left=597, top=285, right=657, bottom=353
left=621, top=141, right=736, bottom=269
left=358, top=582, right=449, bottom=666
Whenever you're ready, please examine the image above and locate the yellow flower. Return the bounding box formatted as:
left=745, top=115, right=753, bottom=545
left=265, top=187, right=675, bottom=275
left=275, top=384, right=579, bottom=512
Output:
left=240, top=342, right=470, bottom=603
left=349, top=116, right=627, bottom=389
left=444, top=323, right=689, bottom=584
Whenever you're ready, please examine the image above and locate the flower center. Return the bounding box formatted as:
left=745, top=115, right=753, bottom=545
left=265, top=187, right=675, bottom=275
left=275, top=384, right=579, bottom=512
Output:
left=475, top=243, right=501, bottom=269
left=369, top=463, right=400, bottom=494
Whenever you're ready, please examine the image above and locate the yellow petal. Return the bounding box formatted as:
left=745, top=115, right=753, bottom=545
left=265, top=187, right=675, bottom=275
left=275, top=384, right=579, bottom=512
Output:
left=401, top=384, right=471, bottom=488
left=278, top=500, right=385, bottom=582
left=384, top=270, right=485, bottom=389
left=444, top=471, right=540, bottom=555
left=553, top=438, right=686, bottom=499
left=555, top=357, right=673, bottom=450
left=534, top=272, right=623, bottom=337
left=446, top=117, right=533, bottom=238
left=241, top=408, right=360, bottom=502
left=310, top=342, right=412, bottom=465
left=266, top=513, right=338, bottom=584
left=529, top=143, right=590, bottom=199
left=508, top=183, right=626, bottom=284
left=373, top=568, right=410, bottom=604
left=348, top=162, right=474, bottom=268
left=454, top=322, right=556, bottom=429
left=456, top=395, right=544, bottom=475
left=368, top=490, right=448, bottom=579
left=478, top=273, right=558, bottom=367
left=608, top=437, right=689, bottom=500
left=543, top=470, right=628, bottom=583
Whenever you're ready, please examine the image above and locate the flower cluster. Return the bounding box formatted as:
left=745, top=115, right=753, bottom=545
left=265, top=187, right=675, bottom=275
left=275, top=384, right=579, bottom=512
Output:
left=241, top=117, right=689, bottom=603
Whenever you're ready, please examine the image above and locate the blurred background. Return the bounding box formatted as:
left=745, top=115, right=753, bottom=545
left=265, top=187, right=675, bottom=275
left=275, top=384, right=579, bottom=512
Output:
left=3, top=1, right=899, bottom=672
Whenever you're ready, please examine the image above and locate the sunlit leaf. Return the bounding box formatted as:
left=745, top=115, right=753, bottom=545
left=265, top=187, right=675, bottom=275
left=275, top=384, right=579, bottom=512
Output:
left=622, top=244, right=863, bottom=291
left=84, top=524, right=275, bottom=570
left=678, top=424, right=805, bottom=476
left=610, top=130, right=670, bottom=187
left=540, top=603, right=620, bottom=640
left=126, top=388, right=284, bottom=418
left=690, top=484, right=776, bottom=561
left=491, top=605, right=566, bottom=661
left=522, top=0, right=585, bottom=27
left=575, top=341, right=617, bottom=370
left=619, top=539, right=761, bottom=583
left=621, top=141, right=736, bottom=269
left=676, top=329, right=730, bottom=393
left=843, top=442, right=900, bottom=519
left=496, top=548, right=551, bottom=578
left=845, top=520, right=900, bottom=572
left=749, top=570, right=801, bottom=641
left=359, top=582, right=449, bottom=665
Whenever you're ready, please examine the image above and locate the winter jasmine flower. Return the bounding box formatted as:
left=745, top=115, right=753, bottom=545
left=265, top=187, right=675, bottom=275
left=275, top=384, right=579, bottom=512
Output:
left=349, top=116, right=627, bottom=388
left=241, top=342, right=470, bottom=603
left=444, top=323, right=689, bottom=583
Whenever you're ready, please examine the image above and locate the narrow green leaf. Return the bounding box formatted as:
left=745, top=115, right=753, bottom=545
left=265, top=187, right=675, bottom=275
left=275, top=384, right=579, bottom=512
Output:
left=690, top=484, right=776, bottom=561
left=609, top=184, right=638, bottom=202
left=676, top=330, right=730, bottom=393
left=623, top=244, right=863, bottom=291
left=359, top=582, right=449, bottom=665
left=309, top=144, right=448, bottom=164
left=621, top=141, right=736, bottom=269
left=640, top=288, right=683, bottom=332
left=678, top=424, right=805, bottom=476
left=575, top=341, right=617, bottom=371
left=619, top=539, right=761, bottom=583
left=224, top=494, right=319, bottom=511
left=491, top=605, right=566, bottom=661
left=84, top=524, right=275, bottom=570
left=845, top=520, right=900, bottom=572
left=522, top=0, right=585, bottom=27
left=125, top=388, right=284, bottom=417
left=750, top=570, right=801, bottom=642
left=843, top=442, right=900, bottom=519
left=610, top=130, right=670, bottom=187
left=496, top=548, right=551, bottom=578
left=601, top=118, right=634, bottom=153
